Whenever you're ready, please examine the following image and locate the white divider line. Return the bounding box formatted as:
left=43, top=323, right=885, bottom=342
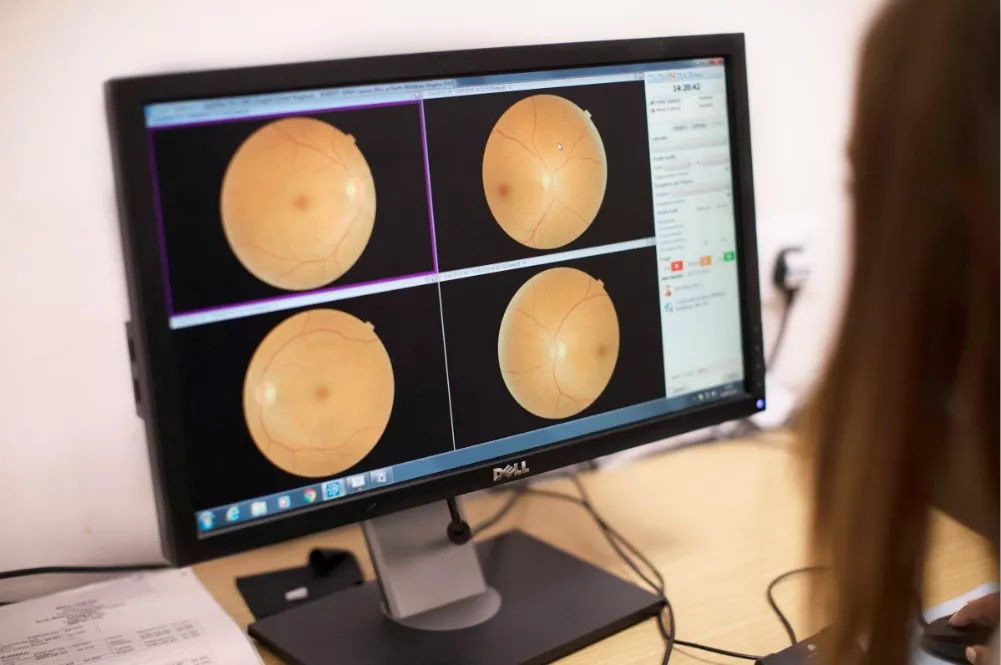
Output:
left=169, top=236, right=655, bottom=330
left=436, top=236, right=654, bottom=283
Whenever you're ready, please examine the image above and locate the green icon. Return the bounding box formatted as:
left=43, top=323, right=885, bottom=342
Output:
left=723, top=251, right=736, bottom=262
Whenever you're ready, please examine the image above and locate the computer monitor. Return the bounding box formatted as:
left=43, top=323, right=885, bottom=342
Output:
left=107, top=33, right=764, bottom=664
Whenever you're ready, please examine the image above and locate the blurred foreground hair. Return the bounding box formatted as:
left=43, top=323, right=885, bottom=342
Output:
left=804, top=0, right=999, bottom=663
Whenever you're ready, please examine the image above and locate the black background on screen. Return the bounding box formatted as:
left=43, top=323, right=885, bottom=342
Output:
left=423, top=82, right=655, bottom=272
left=173, top=284, right=452, bottom=509
left=439, top=247, right=665, bottom=449
left=152, top=104, right=433, bottom=315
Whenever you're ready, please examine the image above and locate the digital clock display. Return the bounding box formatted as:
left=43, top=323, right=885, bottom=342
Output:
left=672, top=82, right=701, bottom=92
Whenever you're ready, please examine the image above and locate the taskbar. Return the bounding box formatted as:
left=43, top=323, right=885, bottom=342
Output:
left=194, top=380, right=750, bottom=537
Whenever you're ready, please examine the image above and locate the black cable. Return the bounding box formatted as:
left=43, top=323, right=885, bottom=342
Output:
left=0, top=564, right=169, bottom=583
left=445, top=497, right=459, bottom=522
left=675, top=639, right=761, bottom=660
left=565, top=479, right=759, bottom=662
left=0, top=564, right=170, bottom=605
left=768, top=246, right=808, bottom=371
left=478, top=478, right=761, bottom=662
left=530, top=483, right=665, bottom=593
left=567, top=476, right=667, bottom=592
left=765, top=566, right=930, bottom=650
left=767, top=290, right=797, bottom=371
left=445, top=497, right=472, bottom=545
left=765, top=566, right=827, bottom=645
left=469, top=487, right=526, bottom=538
left=660, top=595, right=677, bottom=664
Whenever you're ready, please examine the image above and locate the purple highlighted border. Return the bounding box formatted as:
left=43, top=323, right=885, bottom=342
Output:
left=146, top=132, right=176, bottom=316
left=146, top=98, right=442, bottom=321
left=418, top=100, right=439, bottom=272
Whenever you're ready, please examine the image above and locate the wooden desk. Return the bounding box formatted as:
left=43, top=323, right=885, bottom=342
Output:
left=194, top=437, right=995, bottom=663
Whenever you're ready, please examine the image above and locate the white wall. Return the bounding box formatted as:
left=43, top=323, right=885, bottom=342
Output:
left=0, top=0, right=878, bottom=600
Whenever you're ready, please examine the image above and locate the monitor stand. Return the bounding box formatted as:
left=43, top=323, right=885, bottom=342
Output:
left=235, top=547, right=363, bottom=620
left=248, top=501, right=662, bottom=665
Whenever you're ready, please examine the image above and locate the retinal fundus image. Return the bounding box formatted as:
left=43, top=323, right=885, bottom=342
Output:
left=243, top=308, right=394, bottom=477
left=220, top=117, right=377, bottom=291
left=498, top=266, right=619, bottom=419
left=482, top=95, right=607, bottom=250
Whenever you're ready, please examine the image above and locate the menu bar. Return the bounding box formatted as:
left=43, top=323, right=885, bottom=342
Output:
left=146, top=60, right=724, bottom=129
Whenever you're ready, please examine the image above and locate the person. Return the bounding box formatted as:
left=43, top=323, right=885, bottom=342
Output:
left=953, top=596, right=1001, bottom=664
left=802, top=0, right=999, bottom=663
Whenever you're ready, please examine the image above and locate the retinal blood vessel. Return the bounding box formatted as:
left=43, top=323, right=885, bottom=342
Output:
left=220, top=117, right=377, bottom=291
left=498, top=266, right=619, bottom=419
left=482, top=95, right=607, bottom=250
left=243, top=308, right=395, bottom=477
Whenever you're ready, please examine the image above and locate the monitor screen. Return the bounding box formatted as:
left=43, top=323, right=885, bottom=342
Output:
left=141, top=56, right=746, bottom=537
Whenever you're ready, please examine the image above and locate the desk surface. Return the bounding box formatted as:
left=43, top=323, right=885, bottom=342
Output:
left=194, top=436, right=995, bottom=663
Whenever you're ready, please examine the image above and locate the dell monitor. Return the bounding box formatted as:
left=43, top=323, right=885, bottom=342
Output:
left=106, top=33, right=764, bottom=665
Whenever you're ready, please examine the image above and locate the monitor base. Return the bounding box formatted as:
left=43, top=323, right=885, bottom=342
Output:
left=248, top=530, right=662, bottom=665
left=235, top=548, right=363, bottom=620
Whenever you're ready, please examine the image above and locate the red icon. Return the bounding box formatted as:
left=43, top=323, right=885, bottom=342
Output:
left=700, top=255, right=712, bottom=267
left=670, top=260, right=684, bottom=272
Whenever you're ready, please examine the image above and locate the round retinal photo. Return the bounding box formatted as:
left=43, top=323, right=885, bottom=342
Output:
left=498, top=266, right=619, bottom=419
left=243, top=308, right=394, bottom=477
left=220, top=117, right=377, bottom=291
left=482, top=95, right=607, bottom=250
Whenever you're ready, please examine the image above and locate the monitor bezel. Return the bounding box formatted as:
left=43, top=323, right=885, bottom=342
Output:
left=106, top=33, right=765, bottom=566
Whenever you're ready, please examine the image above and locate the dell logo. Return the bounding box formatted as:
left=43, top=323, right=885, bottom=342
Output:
left=493, top=461, right=530, bottom=482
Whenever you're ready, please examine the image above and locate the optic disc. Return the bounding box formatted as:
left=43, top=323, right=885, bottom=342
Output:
left=483, top=95, right=607, bottom=250
left=498, top=266, right=619, bottom=419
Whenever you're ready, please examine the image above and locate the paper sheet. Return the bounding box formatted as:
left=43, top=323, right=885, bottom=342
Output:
left=0, top=568, right=263, bottom=665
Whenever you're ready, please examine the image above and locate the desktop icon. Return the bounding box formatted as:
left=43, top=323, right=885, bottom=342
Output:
left=370, top=468, right=393, bottom=486
left=322, top=479, right=344, bottom=500
left=664, top=302, right=674, bottom=313
left=197, top=511, right=215, bottom=531
left=277, top=495, right=292, bottom=510
left=251, top=501, right=268, bottom=517
left=723, top=251, right=736, bottom=262
left=670, top=260, right=684, bottom=272
left=225, top=505, right=240, bottom=522
left=303, top=488, right=317, bottom=504
left=700, top=255, right=712, bottom=267
left=346, top=474, right=368, bottom=493
left=664, top=285, right=672, bottom=297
